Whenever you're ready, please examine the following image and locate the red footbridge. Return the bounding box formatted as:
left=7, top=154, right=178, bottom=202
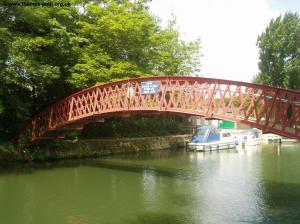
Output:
left=20, top=76, right=300, bottom=142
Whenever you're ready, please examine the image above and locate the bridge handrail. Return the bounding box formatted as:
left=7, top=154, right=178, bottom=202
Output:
left=19, top=76, right=300, bottom=142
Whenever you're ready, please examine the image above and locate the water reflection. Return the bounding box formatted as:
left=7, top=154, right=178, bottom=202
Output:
left=189, top=149, right=265, bottom=223
left=0, top=144, right=299, bottom=224
left=260, top=143, right=300, bottom=223
left=142, top=169, right=157, bottom=208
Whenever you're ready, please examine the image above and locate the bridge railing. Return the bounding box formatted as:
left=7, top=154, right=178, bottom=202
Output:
left=21, top=76, right=300, bottom=142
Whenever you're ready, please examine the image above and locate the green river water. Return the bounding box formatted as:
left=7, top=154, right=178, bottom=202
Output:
left=0, top=143, right=300, bottom=224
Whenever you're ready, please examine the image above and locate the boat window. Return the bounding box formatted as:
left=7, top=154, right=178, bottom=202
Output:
left=252, top=129, right=259, bottom=138
left=210, top=128, right=220, bottom=135
left=195, top=128, right=206, bottom=136
left=206, top=128, right=221, bottom=142
left=222, top=132, right=231, bottom=137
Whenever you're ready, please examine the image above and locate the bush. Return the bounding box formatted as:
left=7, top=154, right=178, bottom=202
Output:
left=80, top=115, right=190, bottom=139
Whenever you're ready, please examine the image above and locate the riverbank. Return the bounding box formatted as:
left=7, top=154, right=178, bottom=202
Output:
left=0, top=135, right=191, bottom=162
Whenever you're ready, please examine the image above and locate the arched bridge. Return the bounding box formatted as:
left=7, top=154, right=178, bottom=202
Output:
left=21, top=76, right=300, bottom=142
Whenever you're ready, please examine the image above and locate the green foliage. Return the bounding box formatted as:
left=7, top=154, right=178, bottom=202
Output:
left=30, top=146, right=47, bottom=160
left=0, top=142, right=15, bottom=153
left=0, top=0, right=201, bottom=141
left=0, top=0, right=82, bottom=139
left=254, top=12, right=300, bottom=89
left=80, top=116, right=190, bottom=138
left=67, top=1, right=201, bottom=88
left=65, top=130, right=80, bottom=140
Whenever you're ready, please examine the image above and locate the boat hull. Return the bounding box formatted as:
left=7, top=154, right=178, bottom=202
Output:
left=188, top=141, right=236, bottom=151
left=243, top=138, right=263, bottom=146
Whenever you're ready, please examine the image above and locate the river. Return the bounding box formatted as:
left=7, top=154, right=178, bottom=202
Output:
left=0, top=143, right=300, bottom=224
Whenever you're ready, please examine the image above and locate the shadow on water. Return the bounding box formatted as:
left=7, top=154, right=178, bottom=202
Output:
left=0, top=150, right=194, bottom=180
left=0, top=160, right=83, bottom=175
left=85, top=158, right=197, bottom=180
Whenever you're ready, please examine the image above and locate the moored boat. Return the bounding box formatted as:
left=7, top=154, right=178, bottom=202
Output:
left=262, top=133, right=282, bottom=143
left=233, top=128, right=263, bottom=146
left=187, top=125, right=237, bottom=151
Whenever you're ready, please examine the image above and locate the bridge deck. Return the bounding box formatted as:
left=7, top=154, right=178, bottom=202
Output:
left=19, top=76, right=300, bottom=142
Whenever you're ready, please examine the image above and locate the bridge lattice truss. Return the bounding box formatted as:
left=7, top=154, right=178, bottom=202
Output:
left=22, top=76, right=300, bottom=142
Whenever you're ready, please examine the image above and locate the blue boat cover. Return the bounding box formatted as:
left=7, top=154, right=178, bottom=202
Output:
left=191, top=125, right=220, bottom=143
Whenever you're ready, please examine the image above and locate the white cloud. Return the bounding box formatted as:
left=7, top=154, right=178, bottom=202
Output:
left=149, top=0, right=280, bottom=82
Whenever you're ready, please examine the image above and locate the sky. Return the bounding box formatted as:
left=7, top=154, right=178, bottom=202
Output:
left=149, top=0, right=300, bottom=82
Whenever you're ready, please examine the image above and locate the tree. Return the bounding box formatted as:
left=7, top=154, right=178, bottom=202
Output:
left=254, top=12, right=300, bottom=90
left=0, top=1, right=82, bottom=139
left=0, top=0, right=201, bottom=140
left=67, top=1, right=201, bottom=88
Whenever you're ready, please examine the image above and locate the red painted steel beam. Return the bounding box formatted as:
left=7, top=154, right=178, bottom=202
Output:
left=18, top=76, right=300, bottom=142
